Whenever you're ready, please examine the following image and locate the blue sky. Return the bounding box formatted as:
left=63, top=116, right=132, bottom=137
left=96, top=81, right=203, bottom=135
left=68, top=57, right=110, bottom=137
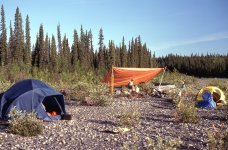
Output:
left=1, top=0, right=228, bottom=56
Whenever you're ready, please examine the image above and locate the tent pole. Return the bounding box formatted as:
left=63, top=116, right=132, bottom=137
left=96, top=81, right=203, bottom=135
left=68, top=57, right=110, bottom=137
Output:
left=111, top=66, right=114, bottom=95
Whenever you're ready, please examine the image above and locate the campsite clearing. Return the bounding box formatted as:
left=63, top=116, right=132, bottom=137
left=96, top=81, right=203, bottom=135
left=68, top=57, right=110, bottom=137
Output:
left=0, top=95, right=227, bottom=149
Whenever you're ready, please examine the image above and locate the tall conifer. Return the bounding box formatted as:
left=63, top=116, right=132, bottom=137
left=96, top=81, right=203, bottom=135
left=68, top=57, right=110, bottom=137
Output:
left=44, top=34, right=50, bottom=68
left=49, top=35, right=58, bottom=72
left=120, top=37, right=127, bottom=67
left=24, top=15, right=31, bottom=66
left=71, top=29, right=79, bottom=70
left=88, top=29, right=94, bottom=68
left=38, top=24, right=44, bottom=69
left=61, top=35, right=70, bottom=72
left=13, top=7, right=24, bottom=64
left=8, top=21, right=13, bottom=63
left=98, top=28, right=104, bottom=69
left=57, top=24, right=62, bottom=53
left=0, top=5, right=7, bottom=66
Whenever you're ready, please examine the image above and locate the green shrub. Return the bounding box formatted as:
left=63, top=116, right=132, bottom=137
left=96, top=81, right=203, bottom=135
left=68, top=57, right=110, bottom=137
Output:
left=165, top=88, right=182, bottom=107
left=8, top=108, right=43, bottom=137
left=3, top=64, right=31, bottom=83
left=71, top=82, right=92, bottom=100
left=166, top=86, right=199, bottom=123
left=117, top=110, right=141, bottom=128
left=89, top=94, right=113, bottom=106
left=74, top=82, right=113, bottom=106
left=175, top=100, right=199, bottom=123
left=138, top=82, right=154, bottom=95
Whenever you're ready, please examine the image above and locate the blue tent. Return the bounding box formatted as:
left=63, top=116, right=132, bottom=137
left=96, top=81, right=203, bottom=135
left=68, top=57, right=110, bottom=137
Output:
left=197, top=91, right=216, bottom=109
left=0, top=79, right=66, bottom=121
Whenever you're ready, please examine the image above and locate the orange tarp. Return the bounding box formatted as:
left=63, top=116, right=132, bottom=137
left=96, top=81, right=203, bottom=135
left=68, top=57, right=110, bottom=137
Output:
left=104, top=67, right=164, bottom=87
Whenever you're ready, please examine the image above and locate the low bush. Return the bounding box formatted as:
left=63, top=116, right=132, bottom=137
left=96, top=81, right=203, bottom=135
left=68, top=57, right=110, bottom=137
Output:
left=138, top=82, right=155, bottom=95
left=117, top=110, right=141, bottom=128
left=175, top=99, right=199, bottom=123
left=165, top=86, right=199, bottom=123
left=165, top=88, right=182, bottom=107
left=76, top=82, right=113, bottom=106
left=71, top=82, right=92, bottom=100
left=8, top=108, right=43, bottom=137
left=89, top=94, right=113, bottom=107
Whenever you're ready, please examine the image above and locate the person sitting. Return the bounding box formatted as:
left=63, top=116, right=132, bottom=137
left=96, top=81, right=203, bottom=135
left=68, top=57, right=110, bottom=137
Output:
left=135, top=85, right=140, bottom=93
left=128, top=79, right=134, bottom=91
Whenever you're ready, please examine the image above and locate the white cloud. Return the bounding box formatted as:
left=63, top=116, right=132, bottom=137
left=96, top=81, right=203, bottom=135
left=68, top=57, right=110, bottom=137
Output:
left=152, top=31, right=228, bottom=51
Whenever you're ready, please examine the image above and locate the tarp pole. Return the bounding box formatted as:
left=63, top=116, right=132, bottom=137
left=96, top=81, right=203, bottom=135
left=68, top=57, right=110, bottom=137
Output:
left=158, top=67, right=166, bottom=88
left=111, top=66, right=114, bottom=95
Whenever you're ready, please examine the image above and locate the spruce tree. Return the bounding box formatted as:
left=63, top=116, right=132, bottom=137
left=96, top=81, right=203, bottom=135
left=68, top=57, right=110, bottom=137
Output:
left=44, top=34, right=50, bottom=69
left=127, top=41, right=131, bottom=67
left=13, top=7, right=24, bottom=65
left=49, top=35, right=58, bottom=72
left=83, top=30, right=90, bottom=68
left=8, top=21, right=13, bottom=64
left=24, top=15, right=31, bottom=66
left=120, top=36, right=127, bottom=67
left=0, top=4, right=7, bottom=66
left=129, top=38, right=135, bottom=67
left=60, top=35, right=70, bottom=72
left=38, top=24, right=45, bottom=69
left=98, top=28, right=105, bottom=69
left=71, top=29, right=79, bottom=70
left=151, top=52, right=157, bottom=67
left=32, top=35, right=39, bottom=67
left=57, top=24, right=62, bottom=53
left=115, top=47, right=121, bottom=67
left=75, top=25, right=83, bottom=67
left=88, top=29, right=94, bottom=68
left=108, top=40, right=115, bottom=70
left=142, top=43, right=148, bottom=67
left=78, top=25, right=88, bottom=68
left=133, top=38, right=139, bottom=67
left=137, top=36, right=143, bottom=68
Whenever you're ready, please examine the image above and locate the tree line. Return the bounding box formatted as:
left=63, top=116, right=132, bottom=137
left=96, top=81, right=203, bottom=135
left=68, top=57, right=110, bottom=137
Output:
left=0, top=5, right=227, bottom=78
left=157, top=54, right=228, bottom=77
left=0, top=5, right=156, bottom=77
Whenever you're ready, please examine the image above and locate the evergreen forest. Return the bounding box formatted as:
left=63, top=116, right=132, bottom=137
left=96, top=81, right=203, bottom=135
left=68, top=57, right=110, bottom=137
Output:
left=157, top=54, right=228, bottom=77
left=0, top=5, right=227, bottom=82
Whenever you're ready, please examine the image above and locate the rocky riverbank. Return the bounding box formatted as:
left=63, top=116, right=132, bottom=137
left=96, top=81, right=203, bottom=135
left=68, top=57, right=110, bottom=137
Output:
left=0, top=95, right=227, bottom=150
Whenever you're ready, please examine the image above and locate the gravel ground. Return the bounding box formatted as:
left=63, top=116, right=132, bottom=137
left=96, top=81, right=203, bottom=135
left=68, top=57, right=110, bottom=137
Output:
left=0, top=95, right=227, bottom=150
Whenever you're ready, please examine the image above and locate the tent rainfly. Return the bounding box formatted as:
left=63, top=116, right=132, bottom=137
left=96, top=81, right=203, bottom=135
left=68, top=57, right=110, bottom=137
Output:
left=103, top=67, right=164, bottom=93
left=0, top=79, right=66, bottom=121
